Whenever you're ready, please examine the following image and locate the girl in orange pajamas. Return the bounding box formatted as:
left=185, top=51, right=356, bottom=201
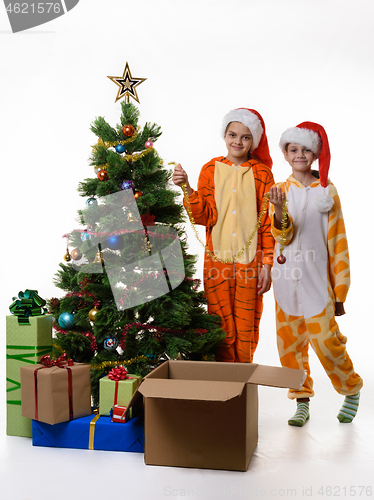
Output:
left=269, top=122, right=363, bottom=426
left=173, top=108, right=274, bottom=363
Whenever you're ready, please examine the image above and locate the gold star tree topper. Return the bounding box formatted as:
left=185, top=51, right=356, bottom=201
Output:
left=107, top=62, right=146, bottom=104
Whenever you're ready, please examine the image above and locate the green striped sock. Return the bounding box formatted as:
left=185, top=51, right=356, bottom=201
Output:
left=337, top=392, right=360, bottom=423
left=288, top=402, right=310, bottom=427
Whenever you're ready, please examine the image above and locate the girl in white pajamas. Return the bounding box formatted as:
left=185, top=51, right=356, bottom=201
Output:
left=269, top=121, right=363, bottom=427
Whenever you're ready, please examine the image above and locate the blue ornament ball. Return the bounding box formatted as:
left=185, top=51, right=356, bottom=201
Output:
left=106, top=234, right=123, bottom=250
left=103, top=335, right=119, bottom=351
left=120, top=180, right=135, bottom=191
left=115, top=144, right=126, bottom=154
left=86, top=197, right=98, bottom=208
left=58, top=312, right=76, bottom=329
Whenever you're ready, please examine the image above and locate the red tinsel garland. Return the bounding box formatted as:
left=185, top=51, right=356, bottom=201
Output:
left=66, top=291, right=97, bottom=299
left=53, top=323, right=98, bottom=351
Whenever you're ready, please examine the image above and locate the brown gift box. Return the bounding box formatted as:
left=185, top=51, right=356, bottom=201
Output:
left=136, top=360, right=306, bottom=471
left=20, top=362, right=91, bottom=425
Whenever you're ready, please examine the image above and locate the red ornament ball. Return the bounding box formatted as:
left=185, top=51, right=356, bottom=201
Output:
left=122, top=124, right=135, bottom=137
left=134, top=190, right=143, bottom=199
left=97, top=169, right=108, bottom=181
left=277, top=254, right=286, bottom=264
left=144, top=140, right=153, bottom=149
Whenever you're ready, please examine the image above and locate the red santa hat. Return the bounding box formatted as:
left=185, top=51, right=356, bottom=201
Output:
left=222, top=108, right=273, bottom=169
left=279, top=121, right=330, bottom=188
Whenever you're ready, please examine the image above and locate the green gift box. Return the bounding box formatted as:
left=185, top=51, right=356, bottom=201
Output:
left=6, top=314, right=52, bottom=437
left=99, top=373, right=141, bottom=416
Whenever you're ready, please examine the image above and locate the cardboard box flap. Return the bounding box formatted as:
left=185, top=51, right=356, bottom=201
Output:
left=248, top=365, right=306, bottom=390
left=139, top=378, right=245, bottom=402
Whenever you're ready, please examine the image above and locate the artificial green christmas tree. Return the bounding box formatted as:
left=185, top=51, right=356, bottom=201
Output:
left=50, top=65, right=226, bottom=404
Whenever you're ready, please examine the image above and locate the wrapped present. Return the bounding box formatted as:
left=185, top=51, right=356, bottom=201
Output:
left=32, top=414, right=144, bottom=452
left=6, top=290, right=52, bottom=437
left=20, top=354, right=91, bottom=425
left=99, top=366, right=141, bottom=416
left=112, top=404, right=129, bottom=423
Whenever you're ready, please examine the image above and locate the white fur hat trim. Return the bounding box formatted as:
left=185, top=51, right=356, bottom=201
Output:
left=279, top=127, right=321, bottom=155
left=222, top=109, right=263, bottom=150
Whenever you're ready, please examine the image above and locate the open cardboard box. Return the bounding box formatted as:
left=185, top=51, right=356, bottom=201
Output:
left=129, top=360, right=305, bottom=471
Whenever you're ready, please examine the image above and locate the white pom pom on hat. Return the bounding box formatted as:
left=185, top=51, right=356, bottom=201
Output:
left=315, top=192, right=335, bottom=212
left=221, top=108, right=273, bottom=169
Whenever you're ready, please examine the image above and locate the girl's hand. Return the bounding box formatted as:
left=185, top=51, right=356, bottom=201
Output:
left=269, top=186, right=287, bottom=226
left=269, top=186, right=286, bottom=209
left=257, top=264, right=272, bottom=295
left=172, top=164, right=193, bottom=195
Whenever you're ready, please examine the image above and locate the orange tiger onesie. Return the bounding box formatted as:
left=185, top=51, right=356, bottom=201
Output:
left=185, top=156, right=274, bottom=362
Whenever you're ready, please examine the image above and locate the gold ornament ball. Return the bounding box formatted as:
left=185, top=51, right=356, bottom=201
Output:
left=64, top=251, right=71, bottom=262
left=134, top=190, right=143, bottom=199
left=88, top=306, right=99, bottom=322
left=70, top=248, right=82, bottom=260
left=97, top=169, right=108, bottom=181
left=122, top=124, right=135, bottom=137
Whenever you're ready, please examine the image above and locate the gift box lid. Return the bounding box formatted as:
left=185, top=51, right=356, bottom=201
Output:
left=138, top=361, right=306, bottom=402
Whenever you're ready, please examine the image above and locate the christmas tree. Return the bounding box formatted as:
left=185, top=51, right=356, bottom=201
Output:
left=50, top=64, right=226, bottom=405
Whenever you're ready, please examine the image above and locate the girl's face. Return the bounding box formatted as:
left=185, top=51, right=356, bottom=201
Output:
left=224, top=121, right=253, bottom=165
left=283, top=143, right=316, bottom=173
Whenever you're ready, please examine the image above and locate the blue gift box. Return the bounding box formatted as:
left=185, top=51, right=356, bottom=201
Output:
left=32, top=414, right=144, bottom=452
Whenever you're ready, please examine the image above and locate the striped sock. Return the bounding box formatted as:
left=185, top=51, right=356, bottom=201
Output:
left=288, top=402, right=310, bottom=427
left=337, top=392, right=360, bottom=423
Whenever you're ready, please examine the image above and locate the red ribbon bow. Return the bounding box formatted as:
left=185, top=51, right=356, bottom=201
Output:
left=40, top=353, right=74, bottom=368
left=108, top=366, right=128, bottom=381
left=34, top=353, right=74, bottom=421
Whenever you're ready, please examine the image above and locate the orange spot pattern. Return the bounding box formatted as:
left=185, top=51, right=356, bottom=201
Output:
left=334, top=238, right=348, bottom=255
left=277, top=325, right=298, bottom=350
left=280, top=351, right=300, bottom=370
left=334, top=260, right=349, bottom=275
left=276, top=301, right=363, bottom=398
left=334, top=284, right=349, bottom=302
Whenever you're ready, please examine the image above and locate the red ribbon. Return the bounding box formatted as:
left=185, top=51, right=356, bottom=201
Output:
left=107, top=366, right=139, bottom=407
left=108, top=366, right=128, bottom=381
left=34, top=354, right=74, bottom=421
left=40, top=353, right=74, bottom=368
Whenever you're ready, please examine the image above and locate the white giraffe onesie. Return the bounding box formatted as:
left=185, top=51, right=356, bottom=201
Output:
left=271, top=174, right=363, bottom=399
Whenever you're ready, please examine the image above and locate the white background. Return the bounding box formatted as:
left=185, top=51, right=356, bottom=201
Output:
left=1, top=1, right=373, bottom=499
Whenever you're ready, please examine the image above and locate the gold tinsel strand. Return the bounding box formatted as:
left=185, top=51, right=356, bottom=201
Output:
left=92, top=128, right=141, bottom=150
left=278, top=197, right=288, bottom=257
left=90, top=356, right=148, bottom=371
left=52, top=344, right=147, bottom=370
left=52, top=342, right=64, bottom=354
left=96, top=147, right=154, bottom=171
left=180, top=181, right=270, bottom=264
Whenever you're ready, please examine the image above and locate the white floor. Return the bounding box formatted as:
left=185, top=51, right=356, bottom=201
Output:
left=1, top=366, right=373, bottom=500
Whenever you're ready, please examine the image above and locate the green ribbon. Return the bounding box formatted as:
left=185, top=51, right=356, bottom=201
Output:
left=9, top=290, right=47, bottom=325
left=6, top=378, right=21, bottom=393
left=6, top=345, right=52, bottom=364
